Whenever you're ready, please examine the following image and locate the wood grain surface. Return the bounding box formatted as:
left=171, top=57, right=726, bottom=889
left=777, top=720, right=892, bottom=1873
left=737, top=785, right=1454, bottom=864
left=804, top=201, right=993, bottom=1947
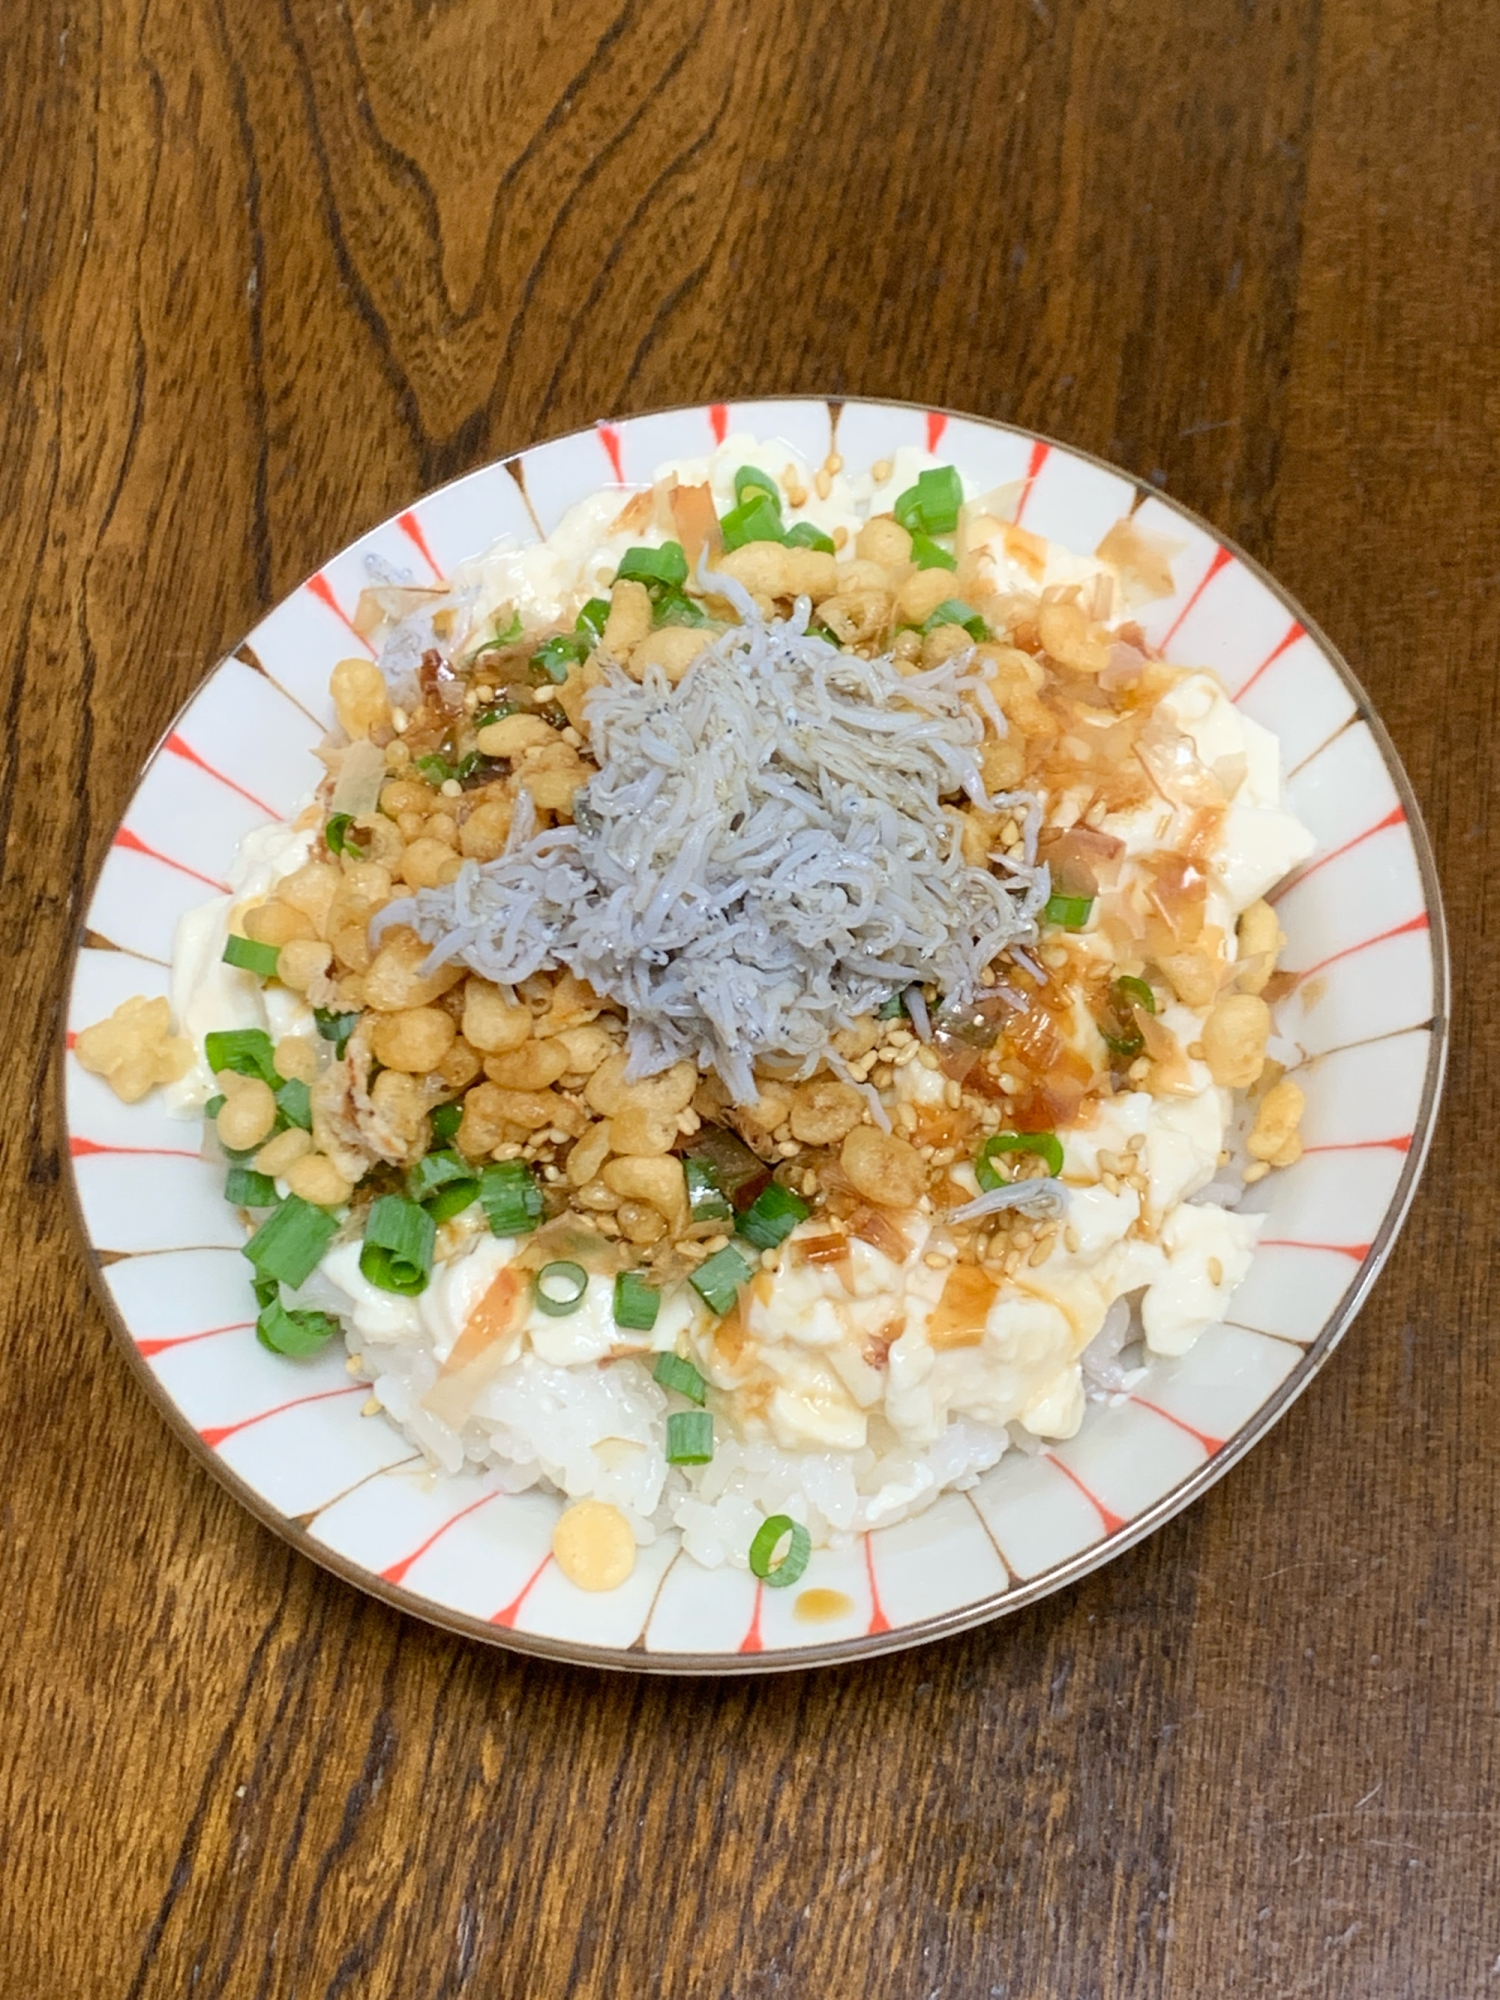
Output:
left=1, top=0, right=1492, bottom=1992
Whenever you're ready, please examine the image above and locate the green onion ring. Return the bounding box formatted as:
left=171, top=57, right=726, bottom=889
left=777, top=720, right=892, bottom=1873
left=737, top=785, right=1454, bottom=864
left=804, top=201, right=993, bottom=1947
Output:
left=653, top=1352, right=706, bottom=1402
left=748, top=1514, right=812, bottom=1588
left=534, top=1260, right=589, bottom=1317
left=1114, top=974, right=1157, bottom=1015
left=975, top=1130, right=1065, bottom=1190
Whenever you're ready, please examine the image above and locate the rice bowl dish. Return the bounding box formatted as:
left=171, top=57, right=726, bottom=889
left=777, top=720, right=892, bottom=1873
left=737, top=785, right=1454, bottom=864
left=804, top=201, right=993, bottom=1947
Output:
left=76, top=430, right=1322, bottom=1599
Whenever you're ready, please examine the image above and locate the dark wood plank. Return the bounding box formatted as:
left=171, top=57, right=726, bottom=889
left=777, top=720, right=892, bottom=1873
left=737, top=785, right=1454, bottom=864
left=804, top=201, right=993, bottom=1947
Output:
left=1, top=0, right=1490, bottom=1993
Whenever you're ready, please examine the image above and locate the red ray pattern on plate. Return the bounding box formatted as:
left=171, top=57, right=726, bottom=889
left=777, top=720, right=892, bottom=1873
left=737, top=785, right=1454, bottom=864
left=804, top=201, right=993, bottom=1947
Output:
left=163, top=734, right=278, bottom=820
left=926, top=411, right=947, bottom=453
left=1231, top=619, right=1304, bottom=701
left=380, top=1488, right=501, bottom=1585
left=863, top=1534, right=891, bottom=1635
left=70, top=1137, right=200, bottom=1160
left=1268, top=805, right=1406, bottom=902
left=1161, top=543, right=1233, bottom=650
left=138, top=1320, right=253, bottom=1359
left=1259, top=1238, right=1372, bottom=1260
left=1131, top=1397, right=1225, bottom=1456
left=709, top=403, right=728, bottom=444
left=490, top=1552, right=550, bottom=1628
left=396, top=509, right=444, bottom=583
left=306, top=573, right=375, bottom=654
left=597, top=423, right=625, bottom=484
left=199, top=1381, right=365, bottom=1449
left=113, top=827, right=229, bottom=894
left=1012, top=439, right=1049, bottom=526
left=1303, top=1135, right=1413, bottom=1155
left=1291, top=911, right=1429, bottom=981
left=738, top=1579, right=765, bottom=1654
left=1044, top=1452, right=1127, bottom=1536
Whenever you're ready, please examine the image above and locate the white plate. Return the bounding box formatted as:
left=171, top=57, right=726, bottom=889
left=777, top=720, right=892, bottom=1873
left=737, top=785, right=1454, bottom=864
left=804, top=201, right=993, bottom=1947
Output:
left=64, top=398, right=1448, bottom=1672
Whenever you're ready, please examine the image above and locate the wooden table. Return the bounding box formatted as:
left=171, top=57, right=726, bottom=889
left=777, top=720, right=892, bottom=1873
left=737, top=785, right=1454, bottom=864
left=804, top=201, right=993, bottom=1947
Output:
left=3, top=0, right=1489, bottom=1990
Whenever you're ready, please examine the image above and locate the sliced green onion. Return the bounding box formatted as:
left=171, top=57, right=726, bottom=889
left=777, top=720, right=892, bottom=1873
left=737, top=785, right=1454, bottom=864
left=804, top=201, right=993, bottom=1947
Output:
left=406, top=1148, right=472, bottom=1202
left=908, top=530, right=957, bottom=572
left=360, top=1194, right=435, bottom=1295
left=313, top=1008, right=360, bottom=1059
left=975, top=1130, right=1065, bottom=1191
left=255, top=1296, right=340, bottom=1357
left=454, top=751, right=485, bottom=782
left=425, top=1179, right=481, bottom=1223
left=923, top=597, right=988, bottom=642
left=682, top=1127, right=770, bottom=1212
left=748, top=1514, right=811, bottom=1588
left=689, top=1244, right=754, bottom=1316
left=431, top=1102, right=463, bottom=1144
left=734, top=465, right=782, bottom=507
left=653, top=587, right=709, bottom=628
left=205, top=1028, right=280, bottom=1085
left=920, top=466, right=964, bottom=532
left=532, top=632, right=590, bottom=683
left=480, top=1159, right=543, bottom=1236
left=415, top=753, right=453, bottom=785
left=1101, top=1026, right=1144, bottom=1060
left=616, top=541, right=688, bottom=590
left=243, top=1195, right=340, bottom=1288
left=222, top=934, right=281, bottom=980
left=407, top=1148, right=480, bottom=1221
left=274, top=1078, right=313, bottom=1132
left=653, top=1352, right=705, bottom=1401
left=251, top=1272, right=280, bottom=1310
left=577, top=597, right=611, bottom=643
left=783, top=520, right=836, bottom=554
left=665, top=1409, right=714, bottom=1465
left=324, top=812, right=356, bottom=857
left=719, top=494, right=784, bottom=551
left=490, top=608, right=523, bottom=646
left=205, top=1093, right=227, bottom=1121
left=685, top=1156, right=733, bottom=1226
left=615, top=1272, right=662, bottom=1332
left=739, top=1182, right=811, bottom=1251
left=534, top=1260, right=588, bottom=1316
left=894, top=464, right=962, bottom=536
left=1043, top=892, right=1094, bottom=930
left=1114, top=974, right=1157, bottom=1015
left=877, top=991, right=908, bottom=1020
left=225, top=1167, right=279, bottom=1209
left=1102, top=974, right=1155, bottom=1059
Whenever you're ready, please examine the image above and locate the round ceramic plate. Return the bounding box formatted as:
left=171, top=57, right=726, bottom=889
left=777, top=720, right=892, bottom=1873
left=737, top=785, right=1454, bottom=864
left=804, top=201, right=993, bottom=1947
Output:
left=64, top=398, right=1448, bottom=1673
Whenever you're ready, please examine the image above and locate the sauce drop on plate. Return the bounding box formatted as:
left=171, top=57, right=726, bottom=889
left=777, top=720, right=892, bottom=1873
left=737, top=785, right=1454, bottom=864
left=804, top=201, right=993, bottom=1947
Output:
left=793, top=1588, right=854, bottom=1624
left=552, top=1500, right=636, bottom=1591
